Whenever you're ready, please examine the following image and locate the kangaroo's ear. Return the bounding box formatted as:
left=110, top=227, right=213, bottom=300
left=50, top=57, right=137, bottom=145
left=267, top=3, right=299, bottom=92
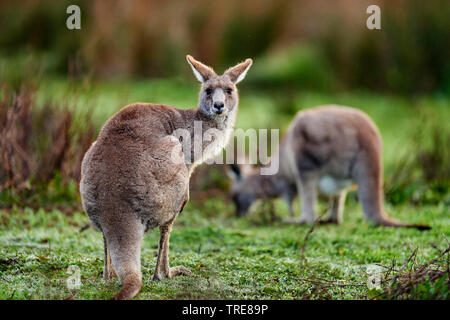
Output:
left=186, top=55, right=216, bottom=83
left=224, top=58, right=253, bottom=84
left=227, top=164, right=242, bottom=181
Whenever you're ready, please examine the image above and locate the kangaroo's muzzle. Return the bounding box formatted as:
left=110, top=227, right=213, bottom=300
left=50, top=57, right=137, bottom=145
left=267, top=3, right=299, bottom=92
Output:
left=213, top=102, right=225, bottom=114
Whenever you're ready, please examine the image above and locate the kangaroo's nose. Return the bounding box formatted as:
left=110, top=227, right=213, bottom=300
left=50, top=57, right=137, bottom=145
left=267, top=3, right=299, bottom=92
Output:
left=213, top=102, right=224, bottom=114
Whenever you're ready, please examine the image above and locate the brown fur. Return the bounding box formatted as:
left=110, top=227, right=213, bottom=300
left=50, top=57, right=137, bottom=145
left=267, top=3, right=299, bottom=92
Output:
left=229, top=105, right=430, bottom=230
left=80, top=55, right=252, bottom=299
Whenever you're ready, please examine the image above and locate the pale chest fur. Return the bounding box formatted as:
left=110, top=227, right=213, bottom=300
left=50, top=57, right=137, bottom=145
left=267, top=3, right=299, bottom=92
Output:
left=188, top=108, right=237, bottom=173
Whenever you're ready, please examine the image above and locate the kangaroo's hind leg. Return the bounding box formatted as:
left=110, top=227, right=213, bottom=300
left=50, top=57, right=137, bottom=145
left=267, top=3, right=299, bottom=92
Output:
left=296, top=174, right=319, bottom=223
left=104, top=216, right=145, bottom=300
left=103, top=234, right=117, bottom=280
left=321, top=190, right=347, bottom=224
left=282, top=188, right=296, bottom=217
left=153, top=217, right=191, bottom=280
left=153, top=190, right=191, bottom=280
left=283, top=174, right=318, bottom=224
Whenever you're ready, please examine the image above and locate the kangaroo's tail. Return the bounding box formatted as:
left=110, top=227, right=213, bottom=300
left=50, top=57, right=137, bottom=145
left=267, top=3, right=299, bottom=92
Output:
left=375, top=216, right=431, bottom=231
left=103, top=216, right=144, bottom=300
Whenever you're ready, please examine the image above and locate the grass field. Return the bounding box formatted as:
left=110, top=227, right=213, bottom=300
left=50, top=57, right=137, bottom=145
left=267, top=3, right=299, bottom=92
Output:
left=0, top=78, right=449, bottom=299
left=0, top=199, right=448, bottom=300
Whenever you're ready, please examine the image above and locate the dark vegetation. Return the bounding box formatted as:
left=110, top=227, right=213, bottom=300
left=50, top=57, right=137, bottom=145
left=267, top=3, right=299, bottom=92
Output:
left=0, top=0, right=449, bottom=93
left=0, top=83, right=96, bottom=210
left=376, top=244, right=449, bottom=299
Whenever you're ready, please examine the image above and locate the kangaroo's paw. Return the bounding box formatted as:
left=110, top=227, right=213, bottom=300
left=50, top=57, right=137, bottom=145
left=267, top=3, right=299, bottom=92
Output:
left=153, top=266, right=191, bottom=281
left=169, top=265, right=191, bottom=278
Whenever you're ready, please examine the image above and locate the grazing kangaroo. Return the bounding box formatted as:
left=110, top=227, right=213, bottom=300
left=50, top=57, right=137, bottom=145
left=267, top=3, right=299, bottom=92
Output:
left=80, top=55, right=253, bottom=299
left=228, top=105, right=430, bottom=230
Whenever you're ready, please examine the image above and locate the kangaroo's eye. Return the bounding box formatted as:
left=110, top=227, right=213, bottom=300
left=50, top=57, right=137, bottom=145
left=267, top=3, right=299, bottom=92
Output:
left=226, top=88, right=233, bottom=94
left=205, top=88, right=212, bottom=95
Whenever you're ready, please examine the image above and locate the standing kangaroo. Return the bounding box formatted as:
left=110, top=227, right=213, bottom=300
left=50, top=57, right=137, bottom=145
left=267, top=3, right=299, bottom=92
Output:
left=80, top=55, right=253, bottom=299
left=229, top=105, right=429, bottom=230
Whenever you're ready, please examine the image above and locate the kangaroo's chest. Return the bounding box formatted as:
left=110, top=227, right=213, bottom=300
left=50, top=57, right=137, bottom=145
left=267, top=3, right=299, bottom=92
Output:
left=191, top=114, right=236, bottom=169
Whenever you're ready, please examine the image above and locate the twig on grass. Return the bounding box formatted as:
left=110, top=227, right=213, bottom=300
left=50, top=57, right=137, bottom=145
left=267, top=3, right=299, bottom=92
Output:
left=299, top=208, right=328, bottom=267
left=295, top=276, right=365, bottom=299
left=79, top=223, right=91, bottom=232
left=295, top=277, right=365, bottom=288
left=373, top=242, right=450, bottom=299
left=389, top=247, right=418, bottom=288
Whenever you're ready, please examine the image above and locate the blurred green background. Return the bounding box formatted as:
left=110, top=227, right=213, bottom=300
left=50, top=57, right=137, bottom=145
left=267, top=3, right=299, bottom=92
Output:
left=0, top=0, right=449, bottom=300
left=1, top=0, right=449, bottom=206
left=1, top=0, right=450, bottom=93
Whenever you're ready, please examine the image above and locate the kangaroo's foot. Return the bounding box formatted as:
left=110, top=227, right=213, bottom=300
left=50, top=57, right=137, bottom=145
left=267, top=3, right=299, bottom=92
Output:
left=153, top=220, right=191, bottom=281
left=103, top=248, right=118, bottom=281
left=103, top=234, right=118, bottom=281
left=318, top=217, right=340, bottom=225
left=282, top=216, right=315, bottom=225
left=104, top=268, right=118, bottom=281
left=153, top=265, right=191, bottom=281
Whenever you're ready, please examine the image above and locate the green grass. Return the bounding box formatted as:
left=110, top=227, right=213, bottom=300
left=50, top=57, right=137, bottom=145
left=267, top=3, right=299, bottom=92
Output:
left=0, top=198, right=448, bottom=300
